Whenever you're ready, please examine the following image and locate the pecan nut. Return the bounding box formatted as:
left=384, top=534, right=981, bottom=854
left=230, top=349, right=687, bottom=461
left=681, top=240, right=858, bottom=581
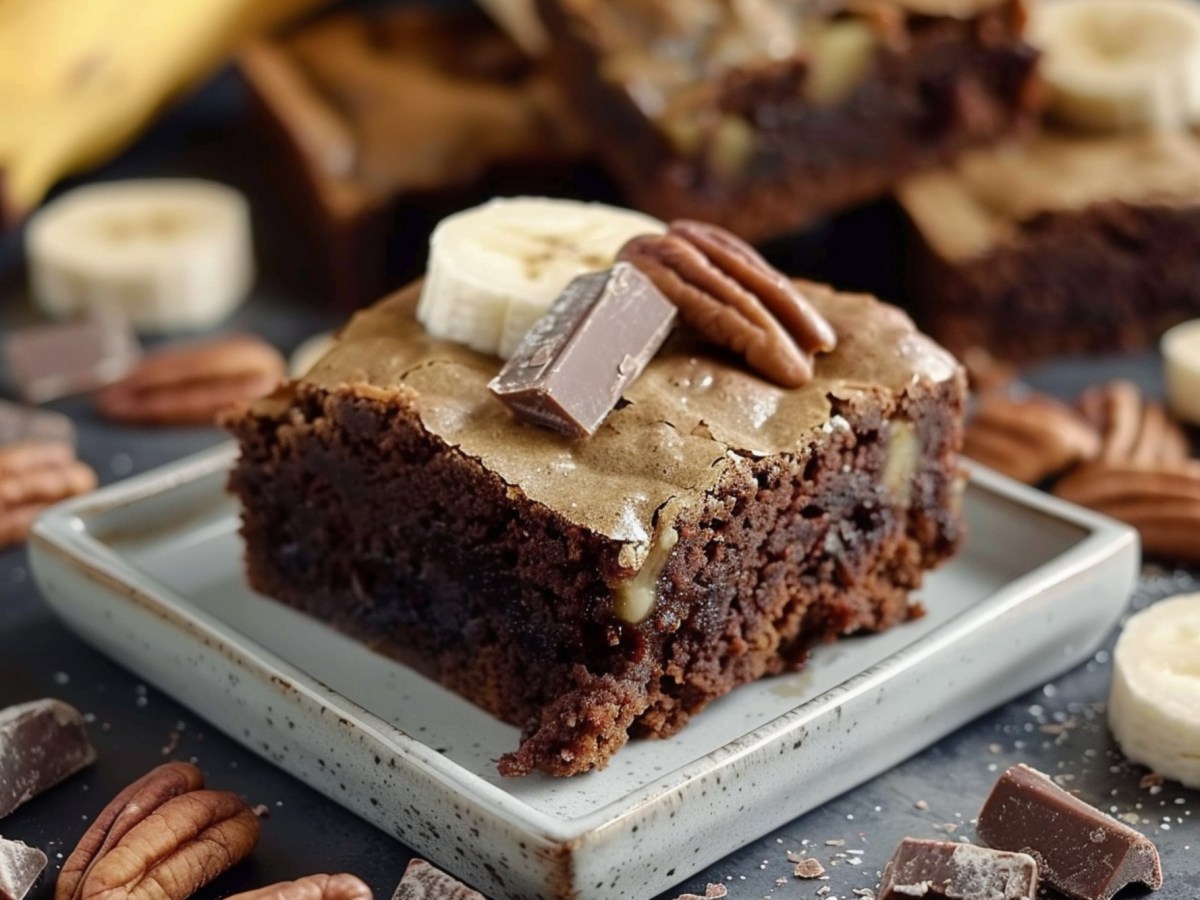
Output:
left=57, top=761, right=260, bottom=900
left=963, top=392, right=1100, bottom=484
left=1054, top=462, right=1200, bottom=561
left=618, top=220, right=836, bottom=388
left=94, top=336, right=286, bottom=426
left=0, top=441, right=96, bottom=549
left=227, top=874, right=372, bottom=900
left=1078, top=380, right=1191, bottom=466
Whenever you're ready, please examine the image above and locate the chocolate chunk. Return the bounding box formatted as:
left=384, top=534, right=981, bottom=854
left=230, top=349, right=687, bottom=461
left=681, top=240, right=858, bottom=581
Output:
left=488, top=262, right=676, bottom=438
left=391, top=859, right=483, bottom=900
left=879, top=838, right=1038, bottom=900
left=0, top=399, right=74, bottom=448
left=0, top=838, right=46, bottom=900
left=2, top=313, right=140, bottom=403
left=976, top=764, right=1163, bottom=900
left=0, top=699, right=97, bottom=820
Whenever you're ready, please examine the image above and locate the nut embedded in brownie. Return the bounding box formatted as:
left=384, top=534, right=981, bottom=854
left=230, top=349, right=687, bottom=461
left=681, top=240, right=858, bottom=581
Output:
left=538, top=0, right=1039, bottom=242
left=225, top=203, right=966, bottom=777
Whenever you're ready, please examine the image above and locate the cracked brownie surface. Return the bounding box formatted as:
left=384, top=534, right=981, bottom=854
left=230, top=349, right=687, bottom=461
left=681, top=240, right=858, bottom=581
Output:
left=226, top=281, right=965, bottom=776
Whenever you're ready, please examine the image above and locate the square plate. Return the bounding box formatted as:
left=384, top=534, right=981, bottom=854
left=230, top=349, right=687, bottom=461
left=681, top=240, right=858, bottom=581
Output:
left=30, top=444, right=1138, bottom=900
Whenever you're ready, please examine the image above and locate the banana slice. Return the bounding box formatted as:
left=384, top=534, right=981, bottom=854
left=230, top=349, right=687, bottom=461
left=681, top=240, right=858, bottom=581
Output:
left=289, top=330, right=337, bottom=378
left=26, top=179, right=254, bottom=333
left=417, top=197, right=664, bottom=359
left=1029, top=0, right=1200, bottom=131
left=1109, top=592, right=1200, bottom=788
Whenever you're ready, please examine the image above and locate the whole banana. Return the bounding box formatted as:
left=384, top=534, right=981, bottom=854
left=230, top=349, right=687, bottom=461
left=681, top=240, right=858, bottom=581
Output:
left=0, top=0, right=327, bottom=228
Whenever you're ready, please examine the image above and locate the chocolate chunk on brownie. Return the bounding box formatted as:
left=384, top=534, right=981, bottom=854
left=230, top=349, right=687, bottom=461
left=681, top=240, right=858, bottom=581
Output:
left=537, top=0, right=1039, bottom=242
left=225, top=280, right=965, bottom=777
left=899, top=130, right=1200, bottom=360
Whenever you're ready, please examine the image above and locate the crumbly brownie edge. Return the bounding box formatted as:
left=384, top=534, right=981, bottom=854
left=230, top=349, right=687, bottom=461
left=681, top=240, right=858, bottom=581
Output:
left=540, top=0, right=1038, bottom=241
left=227, top=373, right=964, bottom=777
left=909, top=201, right=1200, bottom=360
left=500, top=375, right=965, bottom=775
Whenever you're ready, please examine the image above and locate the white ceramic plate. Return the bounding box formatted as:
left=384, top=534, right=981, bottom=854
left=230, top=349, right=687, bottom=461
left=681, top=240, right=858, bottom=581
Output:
left=30, top=444, right=1138, bottom=900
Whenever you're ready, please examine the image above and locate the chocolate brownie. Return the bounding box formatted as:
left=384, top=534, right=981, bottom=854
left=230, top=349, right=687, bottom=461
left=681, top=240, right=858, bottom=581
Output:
left=239, top=8, right=588, bottom=307
left=226, top=281, right=965, bottom=777
left=898, top=130, right=1200, bottom=360
left=537, top=0, right=1039, bottom=242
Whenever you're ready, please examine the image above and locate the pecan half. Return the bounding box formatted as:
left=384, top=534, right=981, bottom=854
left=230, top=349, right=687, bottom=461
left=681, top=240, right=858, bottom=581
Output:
left=1078, top=380, right=1191, bottom=466
left=618, top=220, right=836, bottom=388
left=227, top=874, right=372, bottom=900
left=1054, top=462, right=1200, bottom=561
left=0, top=441, right=96, bottom=548
left=57, top=761, right=260, bottom=900
left=963, top=392, right=1100, bottom=484
left=94, top=336, right=286, bottom=426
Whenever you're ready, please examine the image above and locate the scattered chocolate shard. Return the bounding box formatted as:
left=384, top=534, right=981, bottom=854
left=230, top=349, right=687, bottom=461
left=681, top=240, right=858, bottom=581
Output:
left=976, top=764, right=1163, bottom=900
left=0, top=699, right=97, bottom=820
left=391, top=859, right=483, bottom=900
left=0, top=399, right=74, bottom=448
left=0, top=838, right=46, bottom=900
left=2, top=312, right=140, bottom=403
left=488, top=262, right=676, bottom=438
left=878, top=838, right=1037, bottom=900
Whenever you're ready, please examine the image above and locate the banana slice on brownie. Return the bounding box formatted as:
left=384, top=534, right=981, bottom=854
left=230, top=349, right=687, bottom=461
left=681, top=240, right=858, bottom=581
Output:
left=416, top=196, right=663, bottom=358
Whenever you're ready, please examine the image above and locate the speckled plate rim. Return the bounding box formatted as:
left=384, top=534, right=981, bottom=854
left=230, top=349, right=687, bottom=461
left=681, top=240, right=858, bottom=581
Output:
left=29, top=444, right=1141, bottom=899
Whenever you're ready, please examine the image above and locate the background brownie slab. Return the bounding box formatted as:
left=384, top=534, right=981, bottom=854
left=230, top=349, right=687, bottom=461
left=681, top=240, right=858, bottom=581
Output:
left=225, top=281, right=965, bottom=777
left=899, top=130, right=1200, bottom=360
left=240, top=7, right=590, bottom=309
left=538, top=0, right=1039, bottom=243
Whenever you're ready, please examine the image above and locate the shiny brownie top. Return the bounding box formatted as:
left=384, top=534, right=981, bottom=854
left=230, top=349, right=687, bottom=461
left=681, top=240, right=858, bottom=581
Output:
left=264, top=280, right=960, bottom=552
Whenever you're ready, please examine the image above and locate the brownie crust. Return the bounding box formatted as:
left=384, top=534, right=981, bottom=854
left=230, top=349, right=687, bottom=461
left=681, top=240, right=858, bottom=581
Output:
left=227, top=283, right=966, bottom=777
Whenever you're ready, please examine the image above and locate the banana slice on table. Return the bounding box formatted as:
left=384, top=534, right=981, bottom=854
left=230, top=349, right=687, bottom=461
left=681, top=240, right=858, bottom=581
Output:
left=1029, top=0, right=1200, bottom=131
left=417, top=197, right=664, bottom=359
left=26, top=179, right=253, bottom=333
left=1109, top=593, right=1200, bottom=788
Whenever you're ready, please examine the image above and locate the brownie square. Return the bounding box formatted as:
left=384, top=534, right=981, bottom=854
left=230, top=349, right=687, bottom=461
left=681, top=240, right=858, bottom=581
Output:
left=239, top=7, right=588, bottom=307
left=537, top=0, right=1040, bottom=242
left=225, top=280, right=965, bottom=777
left=898, top=129, right=1200, bottom=360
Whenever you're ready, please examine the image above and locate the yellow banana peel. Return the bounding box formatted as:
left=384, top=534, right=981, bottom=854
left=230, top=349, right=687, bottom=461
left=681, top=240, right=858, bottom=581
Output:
left=0, top=0, right=327, bottom=227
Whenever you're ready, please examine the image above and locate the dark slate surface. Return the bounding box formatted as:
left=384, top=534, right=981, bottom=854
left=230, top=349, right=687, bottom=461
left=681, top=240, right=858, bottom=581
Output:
left=1, top=52, right=1198, bottom=900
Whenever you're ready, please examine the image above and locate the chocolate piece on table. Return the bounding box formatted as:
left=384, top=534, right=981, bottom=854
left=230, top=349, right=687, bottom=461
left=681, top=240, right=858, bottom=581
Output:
left=878, top=838, right=1038, bottom=900
left=391, top=859, right=483, bottom=900
left=489, top=262, right=676, bottom=438
left=976, top=764, right=1163, bottom=900
left=0, top=699, right=97, bottom=820
left=0, top=399, right=74, bottom=448
left=0, top=838, right=46, bottom=900
left=2, top=313, right=140, bottom=404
